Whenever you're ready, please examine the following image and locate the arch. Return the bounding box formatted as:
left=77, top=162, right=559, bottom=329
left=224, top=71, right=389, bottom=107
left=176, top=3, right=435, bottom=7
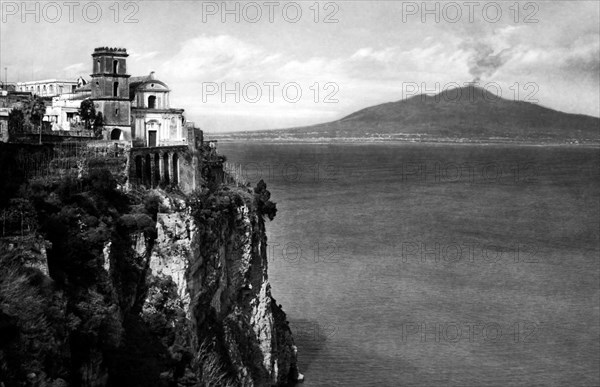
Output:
left=163, top=153, right=170, bottom=184
left=113, top=82, right=119, bottom=97
left=144, top=154, right=152, bottom=188
left=110, top=129, right=122, bottom=140
left=135, top=155, right=143, bottom=184
left=148, top=95, right=156, bottom=109
left=172, top=153, right=179, bottom=184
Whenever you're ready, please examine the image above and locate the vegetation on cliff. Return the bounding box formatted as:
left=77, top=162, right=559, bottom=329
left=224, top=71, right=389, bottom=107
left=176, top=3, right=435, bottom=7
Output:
left=0, top=167, right=169, bottom=385
left=0, top=152, right=296, bottom=386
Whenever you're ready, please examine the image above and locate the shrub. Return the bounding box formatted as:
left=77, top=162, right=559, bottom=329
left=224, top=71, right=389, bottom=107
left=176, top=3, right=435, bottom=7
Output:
left=143, top=194, right=161, bottom=221
left=254, top=180, right=277, bottom=221
left=88, top=169, right=117, bottom=195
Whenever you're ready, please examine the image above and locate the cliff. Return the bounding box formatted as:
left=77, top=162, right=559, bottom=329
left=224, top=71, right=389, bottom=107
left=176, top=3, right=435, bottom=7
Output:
left=0, top=164, right=301, bottom=386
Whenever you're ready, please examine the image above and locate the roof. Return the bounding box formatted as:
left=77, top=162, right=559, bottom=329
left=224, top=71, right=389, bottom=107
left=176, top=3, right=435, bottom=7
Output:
left=16, top=79, right=78, bottom=85
left=76, top=83, right=92, bottom=92
left=128, top=73, right=169, bottom=101
left=69, top=73, right=169, bottom=99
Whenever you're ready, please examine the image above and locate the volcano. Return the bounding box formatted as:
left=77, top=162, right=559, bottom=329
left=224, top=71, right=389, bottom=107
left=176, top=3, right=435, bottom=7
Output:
left=218, top=86, right=600, bottom=144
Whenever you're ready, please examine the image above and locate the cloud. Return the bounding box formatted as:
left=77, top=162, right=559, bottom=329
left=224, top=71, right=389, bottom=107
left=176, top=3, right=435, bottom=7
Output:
left=462, top=42, right=512, bottom=82
left=495, top=32, right=599, bottom=82
left=456, top=25, right=523, bottom=82
left=157, top=33, right=495, bottom=130
left=129, top=50, right=160, bottom=62
left=63, top=62, right=86, bottom=73
left=345, top=41, right=470, bottom=81
left=160, top=35, right=281, bottom=82
left=152, top=28, right=599, bottom=132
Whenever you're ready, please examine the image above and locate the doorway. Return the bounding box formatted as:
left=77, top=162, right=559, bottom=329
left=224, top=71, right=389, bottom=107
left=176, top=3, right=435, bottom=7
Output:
left=148, top=131, right=157, bottom=147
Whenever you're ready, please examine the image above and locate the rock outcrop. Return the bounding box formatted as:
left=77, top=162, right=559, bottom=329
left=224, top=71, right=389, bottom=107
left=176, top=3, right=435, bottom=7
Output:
left=143, top=190, right=300, bottom=386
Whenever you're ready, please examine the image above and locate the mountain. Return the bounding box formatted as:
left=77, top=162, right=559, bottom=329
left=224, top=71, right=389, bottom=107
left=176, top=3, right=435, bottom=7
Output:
left=215, top=86, right=600, bottom=144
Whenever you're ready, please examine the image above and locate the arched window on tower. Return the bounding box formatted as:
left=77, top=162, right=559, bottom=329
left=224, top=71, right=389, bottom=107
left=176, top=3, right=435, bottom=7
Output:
left=113, top=60, right=119, bottom=74
left=113, top=82, right=119, bottom=97
left=148, top=95, right=156, bottom=109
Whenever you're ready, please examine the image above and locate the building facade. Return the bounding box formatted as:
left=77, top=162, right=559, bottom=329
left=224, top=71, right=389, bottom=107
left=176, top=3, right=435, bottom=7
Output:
left=129, top=72, right=185, bottom=147
left=90, top=47, right=132, bottom=139
left=15, top=47, right=187, bottom=148
left=89, top=47, right=186, bottom=146
left=16, top=80, right=78, bottom=97
left=45, top=92, right=89, bottom=131
left=0, top=107, right=9, bottom=142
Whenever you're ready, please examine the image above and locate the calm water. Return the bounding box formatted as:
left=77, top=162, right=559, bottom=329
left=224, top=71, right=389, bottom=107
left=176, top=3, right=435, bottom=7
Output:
left=219, top=142, right=600, bottom=387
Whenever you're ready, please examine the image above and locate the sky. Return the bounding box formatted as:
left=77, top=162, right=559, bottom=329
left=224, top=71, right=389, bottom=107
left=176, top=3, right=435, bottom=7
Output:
left=1, top=0, right=599, bottom=133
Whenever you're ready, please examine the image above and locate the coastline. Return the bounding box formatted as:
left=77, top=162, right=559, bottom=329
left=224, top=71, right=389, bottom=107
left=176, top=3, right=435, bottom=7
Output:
left=208, top=137, right=600, bottom=148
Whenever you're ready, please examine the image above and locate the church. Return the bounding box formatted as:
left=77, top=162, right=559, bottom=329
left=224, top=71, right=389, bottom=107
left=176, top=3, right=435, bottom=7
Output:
left=84, top=47, right=186, bottom=147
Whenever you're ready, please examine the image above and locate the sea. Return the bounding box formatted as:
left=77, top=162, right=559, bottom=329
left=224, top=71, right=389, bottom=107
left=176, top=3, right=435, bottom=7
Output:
left=218, top=142, right=600, bottom=387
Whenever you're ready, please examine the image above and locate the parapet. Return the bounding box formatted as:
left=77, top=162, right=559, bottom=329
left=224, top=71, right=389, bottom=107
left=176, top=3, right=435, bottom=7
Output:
left=92, top=47, right=129, bottom=57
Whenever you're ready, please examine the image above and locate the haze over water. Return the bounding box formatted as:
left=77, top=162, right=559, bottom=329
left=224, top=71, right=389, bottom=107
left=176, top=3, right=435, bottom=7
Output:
left=220, top=142, right=600, bottom=387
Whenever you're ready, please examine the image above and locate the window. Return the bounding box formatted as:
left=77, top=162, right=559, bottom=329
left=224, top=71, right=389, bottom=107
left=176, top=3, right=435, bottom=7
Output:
left=115, top=108, right=119, bottom=116
left=113, top=60, right=119, bottom=74
left=148, top=95, right=156, bottom=109
left=113, top=82, right=119, bottom=97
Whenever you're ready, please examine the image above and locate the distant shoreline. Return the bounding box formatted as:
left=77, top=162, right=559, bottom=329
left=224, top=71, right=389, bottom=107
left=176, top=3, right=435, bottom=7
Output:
left=209, top=137, right=600, bottom=148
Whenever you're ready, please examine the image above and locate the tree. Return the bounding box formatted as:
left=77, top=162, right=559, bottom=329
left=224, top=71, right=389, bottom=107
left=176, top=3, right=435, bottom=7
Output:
left=254, top=179, right=277, bottom=221
left=8, top=108, right=25, bottom=135
left=80, top=99, right=96, bottom=130
left=26, top=97, right=46, bottom=144
left=93, top=112, right=104, bottom=138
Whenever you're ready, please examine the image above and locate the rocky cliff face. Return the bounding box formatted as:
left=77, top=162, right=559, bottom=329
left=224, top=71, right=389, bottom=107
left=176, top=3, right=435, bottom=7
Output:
left=0, top=170, right=300, bottom=386
left=142, top=190, right=300, bottom=386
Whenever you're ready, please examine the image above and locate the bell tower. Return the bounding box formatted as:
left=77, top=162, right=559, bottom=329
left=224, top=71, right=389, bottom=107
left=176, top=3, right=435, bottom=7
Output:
left=91, top=47, right=131, bottom=139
